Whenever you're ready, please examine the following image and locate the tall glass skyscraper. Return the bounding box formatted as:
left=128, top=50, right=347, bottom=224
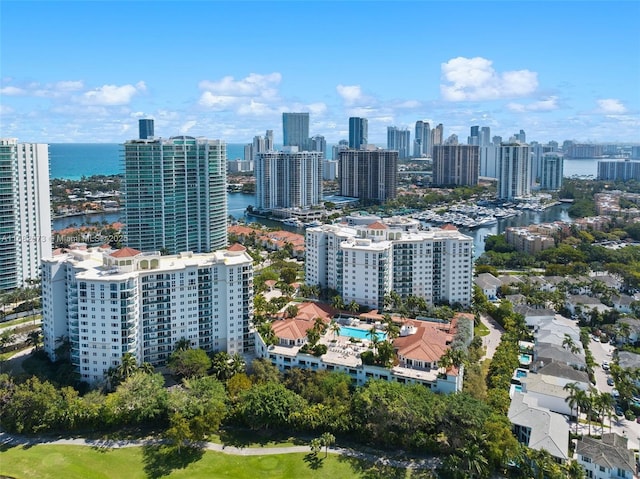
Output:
left=0, top=139, right=52, bottom=291
left=348, top=117, right=368, bottom=149
left=124, top=136, right=227, bottom=254
left=138, top=119, right=154, bottom=139
left=282, top=112, right=309, bottom=150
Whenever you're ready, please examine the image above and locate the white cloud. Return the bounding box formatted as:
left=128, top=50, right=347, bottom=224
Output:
left=55, top=80, right=84, bottom=91
left=198, top=73, right=281, bottom=111
left=306, top=102, right=327, bottom=116
left=179, top=120, right=197, bottom=134
left=0, top=104, right=14, bottom=114
left=597, top=98, right=627, bottom=114
left=336, top=84, right=364, bottom=106
left=199, top=73, right=281, bottom=97
left=0, top=86, right=26, bottom=96
left=82, top=82, right=146, bottom=106
left=507, top=96, right=559, bottom=112
left=440, top=57, right=538, bottom=101
left=236, top=100, right=277, bottom=116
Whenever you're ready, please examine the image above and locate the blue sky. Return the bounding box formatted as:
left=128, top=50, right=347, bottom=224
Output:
left=1, top=1, right=639, bottom=145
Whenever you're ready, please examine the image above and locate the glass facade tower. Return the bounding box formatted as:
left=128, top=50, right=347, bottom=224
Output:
left=124, top=136, right=227, bottom=254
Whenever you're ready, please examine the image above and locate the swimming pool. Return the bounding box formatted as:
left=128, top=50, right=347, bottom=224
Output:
left=519, top=353, right=532, bottom=365
left=515, top=369, right=528, bottom=378
left=339, top=326, right=387, bottom=341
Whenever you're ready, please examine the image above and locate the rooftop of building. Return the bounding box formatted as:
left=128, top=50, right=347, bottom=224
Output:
left=575, top=433, right=635, bottom=472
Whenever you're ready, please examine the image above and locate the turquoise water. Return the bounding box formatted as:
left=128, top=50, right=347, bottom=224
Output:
left=519, top=354, right=532, bottom=364
left=514, top=385, right=523, bottom=392
left=49, top=143, right=249, bottom=179
left=339, top=326, right=387, bottom=341
left=516, top=369, right=528, bottom=378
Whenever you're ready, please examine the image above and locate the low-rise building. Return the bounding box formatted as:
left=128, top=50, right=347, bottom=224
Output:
left=575, top=433, right=636, bottom=479
left=255, top=304, right=468, bottom=393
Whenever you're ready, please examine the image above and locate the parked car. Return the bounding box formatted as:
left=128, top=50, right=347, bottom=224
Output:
left=607, top=377, right=615, bottom=386
left=615, top=406, right=624, bottom=417
left=602, top=361, right=610, bottom=371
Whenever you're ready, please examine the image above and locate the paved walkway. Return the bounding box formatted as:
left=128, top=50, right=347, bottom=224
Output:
left=0, top=433, right=442, bottom=470
left=480, top=313, right=504, bottom=359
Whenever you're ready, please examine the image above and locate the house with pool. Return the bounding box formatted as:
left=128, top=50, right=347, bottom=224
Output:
left=254, top=302, right=466, bottom=393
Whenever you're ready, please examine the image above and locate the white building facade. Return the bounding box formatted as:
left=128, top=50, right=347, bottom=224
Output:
left=255, top=148, right=323, bottom=211
left=41, top=245, right=253, bottom=385
left=498, top=143, right=532, bottom=200
left=0, top=139, right=52, bottom=290
left=306, top=223, right=474, bottom=310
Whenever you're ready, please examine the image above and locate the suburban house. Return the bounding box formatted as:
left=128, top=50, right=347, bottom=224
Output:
left=508, top=392, right=570, bottom=463
left=565, top=295, right=611, bottom=318
left=475, top=273, right=502, bottom=301
left=575, top=433, right=636, bottom=479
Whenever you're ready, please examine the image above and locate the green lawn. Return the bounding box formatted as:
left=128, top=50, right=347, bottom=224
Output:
left=0, top=315, right=41, bottom=328
left=0, top=444, right=425, bottom=479
left=474, top=322, right=490, bottom=337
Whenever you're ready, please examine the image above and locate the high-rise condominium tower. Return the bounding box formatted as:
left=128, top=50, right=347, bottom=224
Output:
left=431, top=123, right=444, bottom=156
left=309, top=135, right=327, bottom=157
left=498, top=143, right=531, bottom=200
left=255, top=147, right=323, bottom=210
left=42, top=245, right=253, bottom=384
left=124, top=135, right=227, bottom=254
left=138, top=119, right=154, bottom=139
left=414, top=121, right=431, bottom=157
left=387, top=127, right=411, bottom=159
left=540, top=153, right=564, bottom=191
left=348, top=117, right=368, bottom=149
left=0, top=139, right=52, bottom=291
left=338, top=148, right=398, bottom=203
left=282, top=112, right=310, bottom=150
left=432, top=145, right=480, bottom=187
left=468, top=126, right=480, bottom=146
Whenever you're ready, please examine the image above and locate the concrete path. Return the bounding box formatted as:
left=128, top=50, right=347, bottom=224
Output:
left=480, top=313, right=504, bottom=359
left=0, top=432, right=442, bottom=470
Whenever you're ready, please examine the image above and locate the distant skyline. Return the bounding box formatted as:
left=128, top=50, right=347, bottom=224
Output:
left=1, top=1, right=639, bottom=145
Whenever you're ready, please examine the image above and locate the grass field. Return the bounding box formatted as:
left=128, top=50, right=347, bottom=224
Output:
left=0, top=444, right=432, bottom=479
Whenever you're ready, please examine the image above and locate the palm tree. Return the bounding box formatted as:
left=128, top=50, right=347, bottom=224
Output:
left=594, top=390, right=615, bottom=433
left=459, top=435, right=489, bottom=478
left=285, top=304, right=299, bottom=319
left=564, top=382, right=582, bottom=435
left=173, top=337, right=191, bottom=351
left=564, top=459, right=586, bottom=479
left=383, top=315, right=400, bottom=340
left=229, top=352, right=246, bottom=377
left=118, top=352, right=138, bottom=380
left=319, top=432, right=335, bottom=458
left=347, top=300, right=360, bottom=315
left=331, top=295, right=344, bottom=311
left=367, top=326, right=380, bottom=356
left=26, top=330, right=43, bottom=351
left=329, top=320, right=341, bottom=340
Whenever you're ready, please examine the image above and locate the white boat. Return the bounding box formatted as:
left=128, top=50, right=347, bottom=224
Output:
left=282, top=218, right=303, bottom=227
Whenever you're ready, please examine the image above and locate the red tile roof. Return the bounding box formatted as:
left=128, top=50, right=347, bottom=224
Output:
left=368, top=221, right=388, bottom=230
left=393, top=319, right=456, bottom=363
left=228, top=243, right=247, bottom=252
left=109, top=247, right=142, bottom=258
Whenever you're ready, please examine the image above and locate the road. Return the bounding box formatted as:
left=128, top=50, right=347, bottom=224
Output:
left=587, top=338, right=640, bottom=450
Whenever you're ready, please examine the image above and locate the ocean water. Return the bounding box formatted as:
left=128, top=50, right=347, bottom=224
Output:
left=49, top=143, right=249, bottom=179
